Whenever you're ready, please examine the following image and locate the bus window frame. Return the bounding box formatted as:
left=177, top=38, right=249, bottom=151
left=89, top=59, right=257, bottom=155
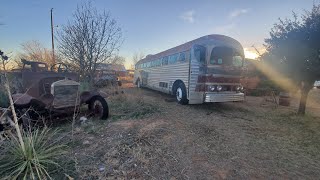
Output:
left=168, top=53, right=179, bottom=64
left=162, top=56, right=169, bottom=66
left=193, top=44, right=206, bottom=65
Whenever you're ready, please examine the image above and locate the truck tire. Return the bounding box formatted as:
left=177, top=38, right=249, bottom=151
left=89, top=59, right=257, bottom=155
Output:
left=88, top=96, right=109, bottom=120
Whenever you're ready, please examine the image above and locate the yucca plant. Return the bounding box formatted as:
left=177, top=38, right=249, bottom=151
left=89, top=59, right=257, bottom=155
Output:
left=0, top=128, right=67, bottom=179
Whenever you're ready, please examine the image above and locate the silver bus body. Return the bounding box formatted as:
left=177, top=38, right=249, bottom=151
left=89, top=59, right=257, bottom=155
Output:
left=134, top=34, right=245, bottom=104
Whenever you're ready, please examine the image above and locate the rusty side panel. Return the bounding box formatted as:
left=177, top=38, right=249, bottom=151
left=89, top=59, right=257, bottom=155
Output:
left=12, top=93, right=34, bottom=106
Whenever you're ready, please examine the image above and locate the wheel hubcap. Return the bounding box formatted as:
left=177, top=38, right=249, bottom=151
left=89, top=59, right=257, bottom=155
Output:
left=176, top=88, right=182, bottom=101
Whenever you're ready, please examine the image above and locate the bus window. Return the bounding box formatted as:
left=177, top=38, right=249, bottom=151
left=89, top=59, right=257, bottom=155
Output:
left=194, top=45, right=206, bottom=64
left=210, top=47, right=232, bottom=65
left=210, top=47, right=243, bottom=67
left=156, top=59, right=161, bottom=66
left=162, top=56, right=168, bottom=65
left=169, top=53, right=178, bottom=64
left=233, top=55, right=243, bottom=67
left=186, top=50, right=191, bottom=62
left=179, top=52, right=186, bottom=62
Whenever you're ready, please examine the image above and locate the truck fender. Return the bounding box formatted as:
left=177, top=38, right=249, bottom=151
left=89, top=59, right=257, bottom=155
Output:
left=80, top=91, right=107, bottom=104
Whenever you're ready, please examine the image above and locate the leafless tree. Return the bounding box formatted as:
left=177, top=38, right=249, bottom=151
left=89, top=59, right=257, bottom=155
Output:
left=18, top=40, right=57, bottom=67
left=57, top=2, right=123, bottom=84
left=110, top=55, right=126, bottom=65
left=132, top=52, right=145, bottom=65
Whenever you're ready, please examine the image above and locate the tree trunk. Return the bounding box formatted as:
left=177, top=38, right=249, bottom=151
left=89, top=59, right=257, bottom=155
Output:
left=298, top=88, right=310, bottom=115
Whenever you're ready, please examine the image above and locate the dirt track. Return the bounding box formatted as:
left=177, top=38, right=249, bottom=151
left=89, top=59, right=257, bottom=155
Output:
left=63, top=86, right=320, bottom=179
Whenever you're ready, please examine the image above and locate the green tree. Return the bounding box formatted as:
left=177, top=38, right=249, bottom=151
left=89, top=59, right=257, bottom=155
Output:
left=264, top=5, right=320, bottom=114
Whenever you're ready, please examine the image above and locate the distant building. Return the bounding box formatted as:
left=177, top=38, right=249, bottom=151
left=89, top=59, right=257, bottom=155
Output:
left=96, top=63, right=127, bottom=77
left=127, top=69, right=134, bottom=77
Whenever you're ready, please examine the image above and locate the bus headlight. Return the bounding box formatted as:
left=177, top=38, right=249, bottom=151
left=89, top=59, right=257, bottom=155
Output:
left=209, top=85, right=215, bottom=91
left=217, top=85, right=222, bottom=91
left=236, top=85, right=243, bottom=91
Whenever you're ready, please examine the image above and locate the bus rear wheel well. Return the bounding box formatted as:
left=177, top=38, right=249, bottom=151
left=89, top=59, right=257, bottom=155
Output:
left=172, top=80, right=184, bottom=95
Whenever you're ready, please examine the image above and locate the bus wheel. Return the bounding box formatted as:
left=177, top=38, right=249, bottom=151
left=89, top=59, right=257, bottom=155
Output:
left=175, top=83, right=188, bottom=105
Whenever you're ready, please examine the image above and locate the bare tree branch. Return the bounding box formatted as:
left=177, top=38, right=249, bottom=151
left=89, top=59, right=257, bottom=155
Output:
left=57, top=2, right=123, bottom=85
left=19, top=40, right=59, bottom=67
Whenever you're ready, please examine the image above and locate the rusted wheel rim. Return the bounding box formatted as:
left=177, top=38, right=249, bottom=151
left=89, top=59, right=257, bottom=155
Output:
left=93, top=100, right=103, bottom=118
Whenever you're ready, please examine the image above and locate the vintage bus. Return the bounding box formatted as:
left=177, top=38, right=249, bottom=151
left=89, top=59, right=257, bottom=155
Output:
left=133, top=34, right=245, bottom=104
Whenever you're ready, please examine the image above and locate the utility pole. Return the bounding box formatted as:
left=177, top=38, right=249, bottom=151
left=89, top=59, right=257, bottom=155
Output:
left=51, top=8, right=55, bottom=64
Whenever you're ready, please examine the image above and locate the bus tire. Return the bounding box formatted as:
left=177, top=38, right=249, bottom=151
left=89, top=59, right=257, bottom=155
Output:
left=175, top=83, right=188, bottom=105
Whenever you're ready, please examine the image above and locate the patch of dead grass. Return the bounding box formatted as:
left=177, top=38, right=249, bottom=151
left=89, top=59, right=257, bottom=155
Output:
left=108, top=93, right=161, bottom=121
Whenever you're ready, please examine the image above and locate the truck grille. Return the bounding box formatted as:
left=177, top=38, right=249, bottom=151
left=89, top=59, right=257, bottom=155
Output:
left=51, top=80, right=80, bottom=109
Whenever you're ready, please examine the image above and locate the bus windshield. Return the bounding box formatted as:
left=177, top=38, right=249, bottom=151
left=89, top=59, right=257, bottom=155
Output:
left=210, top=47, right=243, bottom=67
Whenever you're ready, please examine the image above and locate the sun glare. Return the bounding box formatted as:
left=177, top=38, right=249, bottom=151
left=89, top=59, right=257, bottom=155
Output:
left=244, top=49, right=259, bottom=59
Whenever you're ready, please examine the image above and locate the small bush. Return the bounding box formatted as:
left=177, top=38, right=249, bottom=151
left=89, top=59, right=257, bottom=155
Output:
left=246, top=79, right=282, bottom=96
left=0, top=128, right=68, bottom=179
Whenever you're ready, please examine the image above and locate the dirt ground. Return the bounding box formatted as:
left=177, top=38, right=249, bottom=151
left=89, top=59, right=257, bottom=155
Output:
left=59, top=84, right=320, bottom=179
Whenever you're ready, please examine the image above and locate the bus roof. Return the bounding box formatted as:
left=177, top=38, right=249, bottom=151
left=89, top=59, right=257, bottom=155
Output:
left=136, top=34, right=243, bottom=65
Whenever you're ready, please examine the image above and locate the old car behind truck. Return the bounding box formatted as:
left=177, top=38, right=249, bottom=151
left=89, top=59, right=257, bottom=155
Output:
left=6, top=59, right=109, bottom=128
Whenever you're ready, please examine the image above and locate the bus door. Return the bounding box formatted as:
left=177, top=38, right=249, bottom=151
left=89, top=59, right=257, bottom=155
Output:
left=188, top=44, right=207, bottom=104
left=141, top=70, right=148, bottom=86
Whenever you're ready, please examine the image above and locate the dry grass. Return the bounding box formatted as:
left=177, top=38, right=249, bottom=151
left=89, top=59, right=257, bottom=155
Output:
left=28, top=87, right=320, bottom=179
left=108, top=92, right=161, bottom=121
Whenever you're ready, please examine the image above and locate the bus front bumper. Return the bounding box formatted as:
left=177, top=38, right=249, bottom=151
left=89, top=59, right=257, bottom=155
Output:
left=204, top=92, right=244, bottom=102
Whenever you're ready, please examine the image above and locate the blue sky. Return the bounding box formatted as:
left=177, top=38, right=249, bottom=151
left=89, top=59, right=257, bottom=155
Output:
left=0, top=0, right=318, bottom=67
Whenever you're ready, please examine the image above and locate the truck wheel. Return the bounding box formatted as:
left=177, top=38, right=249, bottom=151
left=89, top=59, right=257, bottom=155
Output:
left=17, top=109, right=35, bottom=131
left=88, top=96, right=109, bottom=120
left=175, top=83, right=188, bottom=105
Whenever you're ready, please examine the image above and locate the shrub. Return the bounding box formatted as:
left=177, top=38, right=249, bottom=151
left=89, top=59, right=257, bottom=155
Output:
left=0, top=128, right=67, bottom=179
left=246, top=79, right=282, bottom=96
